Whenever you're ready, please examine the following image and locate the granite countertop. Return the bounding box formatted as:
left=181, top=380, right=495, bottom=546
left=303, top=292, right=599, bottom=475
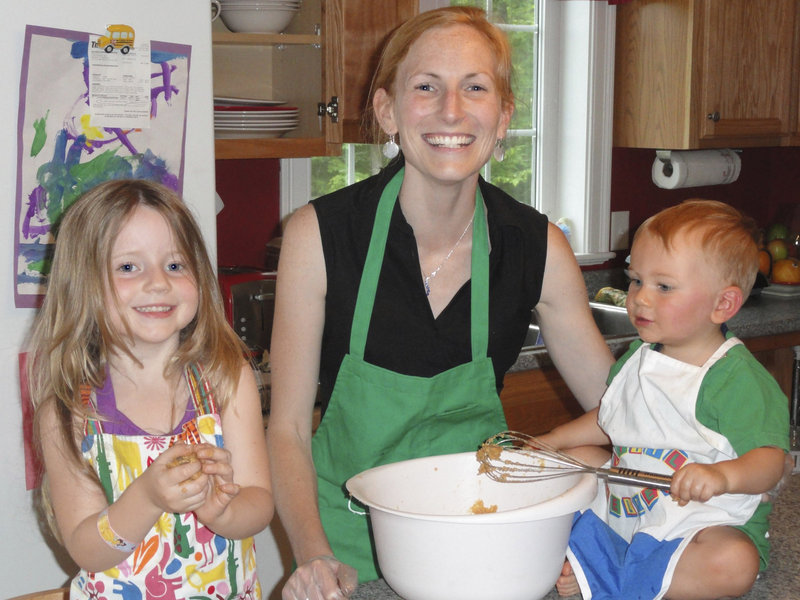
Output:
left=510, top=279, right=800, bottom=373
left=351, top=474, right=800, bottom=600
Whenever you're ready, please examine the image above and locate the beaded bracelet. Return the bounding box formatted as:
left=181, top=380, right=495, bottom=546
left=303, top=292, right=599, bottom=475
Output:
left=97, top=508, right=137, bottom=553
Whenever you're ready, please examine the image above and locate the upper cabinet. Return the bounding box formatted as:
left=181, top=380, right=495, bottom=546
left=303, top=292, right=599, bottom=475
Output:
left=212, top=0, right=417, bottom=159
left=613, top=0, right=800, bottom=149
left=337, top=1, right=417, bottom=142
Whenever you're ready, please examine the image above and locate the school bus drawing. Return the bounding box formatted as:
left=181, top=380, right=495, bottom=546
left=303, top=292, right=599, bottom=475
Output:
left=98, top=25, right=135, bottom=54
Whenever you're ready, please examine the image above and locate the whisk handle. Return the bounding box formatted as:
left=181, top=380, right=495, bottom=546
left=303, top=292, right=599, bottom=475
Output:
left=602, top=467, right=673, bottom=491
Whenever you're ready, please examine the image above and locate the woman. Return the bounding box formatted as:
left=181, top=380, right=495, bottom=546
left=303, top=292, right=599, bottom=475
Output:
left=267, top=7, right=615, bottom=600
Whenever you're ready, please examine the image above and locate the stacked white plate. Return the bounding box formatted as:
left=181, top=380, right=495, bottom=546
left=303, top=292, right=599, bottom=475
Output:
left=219, top=0, right=303, bottom=34
left=214, top=97, right=299, bottom=139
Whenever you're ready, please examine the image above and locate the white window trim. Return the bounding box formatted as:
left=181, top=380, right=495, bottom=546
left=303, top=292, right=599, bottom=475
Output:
left=279, top=156, right=310, bottom=220
left=544, top=0, right=616, bottom=265
left=281, top=0, right=616, bottom=266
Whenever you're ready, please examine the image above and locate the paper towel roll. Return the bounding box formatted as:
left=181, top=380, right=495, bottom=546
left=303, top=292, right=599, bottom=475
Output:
left=651, top=149, right=741, bottom=189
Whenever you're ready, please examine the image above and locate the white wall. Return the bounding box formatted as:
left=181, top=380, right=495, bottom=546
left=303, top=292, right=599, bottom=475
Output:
left=0, top=2, right=287, bottom=597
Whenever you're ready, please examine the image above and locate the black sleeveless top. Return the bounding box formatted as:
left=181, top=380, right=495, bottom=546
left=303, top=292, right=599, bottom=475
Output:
left=310, top=159, right=549, bottom=413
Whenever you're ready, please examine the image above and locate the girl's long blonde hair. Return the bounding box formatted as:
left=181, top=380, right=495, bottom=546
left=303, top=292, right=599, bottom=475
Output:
left=28, top=179, right=249, bottom=507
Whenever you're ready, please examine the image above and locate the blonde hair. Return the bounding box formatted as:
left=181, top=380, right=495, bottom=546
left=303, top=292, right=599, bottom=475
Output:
left=28, top=179, right=248, bottom=522
left=365, top=6, right=514, bottom=144
left=634, top=199, right=760, bottom=296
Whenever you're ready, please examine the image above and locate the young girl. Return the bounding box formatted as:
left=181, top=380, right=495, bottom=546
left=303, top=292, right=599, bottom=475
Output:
left=29, top=179, right=272, bottom=599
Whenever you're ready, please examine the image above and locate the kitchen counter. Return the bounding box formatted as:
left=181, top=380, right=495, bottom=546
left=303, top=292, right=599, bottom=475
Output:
left=511, top=286, right=800, bottom=373
left=350, top=474, right=800, bottom=600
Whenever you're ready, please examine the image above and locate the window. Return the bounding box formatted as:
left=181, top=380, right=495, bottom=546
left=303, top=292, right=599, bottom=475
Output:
left=281, top=0, right=615, bottom=264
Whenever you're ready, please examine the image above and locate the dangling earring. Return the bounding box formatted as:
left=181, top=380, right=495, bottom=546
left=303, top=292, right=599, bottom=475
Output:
left=382, top=134, right=400, bottom=159
left=493, top=138, right=505, bottom=162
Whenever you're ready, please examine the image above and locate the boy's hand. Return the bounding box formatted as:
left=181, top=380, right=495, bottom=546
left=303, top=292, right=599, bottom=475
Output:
left=670, top=463, right=729, bottom=506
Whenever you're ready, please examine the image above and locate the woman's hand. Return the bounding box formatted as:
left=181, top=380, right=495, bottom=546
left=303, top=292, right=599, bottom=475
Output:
left=282, top=555, right=358, bottom=600
left=193, top=443, right=241, bottom=524
left=141, top=443, right=210, bottom=514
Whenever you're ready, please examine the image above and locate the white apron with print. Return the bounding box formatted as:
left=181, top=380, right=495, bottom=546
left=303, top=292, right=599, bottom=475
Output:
left=567, top=337, right=760, bottom=600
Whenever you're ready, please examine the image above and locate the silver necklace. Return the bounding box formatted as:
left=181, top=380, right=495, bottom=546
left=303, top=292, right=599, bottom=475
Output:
left=423, top=216, right=473, bottom=296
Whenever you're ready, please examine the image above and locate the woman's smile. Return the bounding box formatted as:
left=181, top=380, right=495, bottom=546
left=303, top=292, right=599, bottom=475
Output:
left=422, top=133, right=476, bottom=148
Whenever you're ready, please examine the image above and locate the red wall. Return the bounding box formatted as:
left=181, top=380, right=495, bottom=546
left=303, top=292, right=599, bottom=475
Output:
left=215, top=158, right=281, bottom=269
left=610, top=146, right=800, bottom=250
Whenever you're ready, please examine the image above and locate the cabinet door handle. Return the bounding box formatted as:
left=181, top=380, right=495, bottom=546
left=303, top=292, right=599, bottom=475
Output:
left=707, top=111, right=720, bottom=122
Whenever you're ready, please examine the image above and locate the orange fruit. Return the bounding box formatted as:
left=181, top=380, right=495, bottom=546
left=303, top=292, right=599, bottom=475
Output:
left=757, top=249, right=772, bottom=277
left=771, top=258, right=800, bottom=284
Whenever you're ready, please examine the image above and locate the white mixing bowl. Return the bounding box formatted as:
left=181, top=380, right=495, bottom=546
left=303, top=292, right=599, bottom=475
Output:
left=346, top=452, right=596, bottom=600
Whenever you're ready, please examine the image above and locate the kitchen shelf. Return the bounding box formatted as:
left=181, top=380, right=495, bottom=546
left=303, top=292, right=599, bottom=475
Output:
left=212, top=0, right=419, bottom=159
left=215, top=136, right=327, bottom=159
left=212, top=31, right=321, bottom=47
left=212, top=0, right=338, bottom=159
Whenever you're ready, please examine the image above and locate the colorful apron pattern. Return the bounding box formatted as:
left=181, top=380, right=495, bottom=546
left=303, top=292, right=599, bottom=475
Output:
left=312, top=169, right=508, bottom=582
left=72, top=364, right=261, bottom=600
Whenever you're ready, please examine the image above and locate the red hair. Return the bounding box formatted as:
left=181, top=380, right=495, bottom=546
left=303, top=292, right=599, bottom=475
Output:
left=366, top=6, right=514, bottom=143
left=634, top=199, right=760, bottom=295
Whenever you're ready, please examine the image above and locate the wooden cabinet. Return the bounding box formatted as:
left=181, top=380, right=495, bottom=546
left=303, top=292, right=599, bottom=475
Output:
left=212, top=0, right=416, bottom=159
left=613, top=0, right=800, bottom=149
left=500, top=367, right=585, bottom=437
left=791, top=2, right=800, bottom=145
left=338, top=1, right=417, bottom=142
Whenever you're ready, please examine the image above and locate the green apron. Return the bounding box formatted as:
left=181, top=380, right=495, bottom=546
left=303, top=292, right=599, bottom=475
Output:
left=311, top=169, right=508, bottom=583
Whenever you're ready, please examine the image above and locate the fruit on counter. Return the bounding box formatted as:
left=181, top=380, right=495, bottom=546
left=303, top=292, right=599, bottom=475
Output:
left=766, top=222, right=789, bottom=242
left=771, top=258, right=800, bottom=284
left=758, top=248, right=772, bottom=277
left=767, top=238, right=789, bottom=262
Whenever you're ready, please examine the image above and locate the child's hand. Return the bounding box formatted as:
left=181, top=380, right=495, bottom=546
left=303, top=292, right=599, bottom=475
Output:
left=141, top=443, right=210, bottom=514
left=670, top=463, right=728, bottom=506
left=192, top=443, right=241, bottom=525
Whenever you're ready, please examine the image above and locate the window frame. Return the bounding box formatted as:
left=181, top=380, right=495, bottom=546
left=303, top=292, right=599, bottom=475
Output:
left=281, top=0, right=616, bottom=265
left=540, top=0, right=616, bottom=264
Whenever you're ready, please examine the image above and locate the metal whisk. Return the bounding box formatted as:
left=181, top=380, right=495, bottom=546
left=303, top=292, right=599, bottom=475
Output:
left=477, top=430, right=673, bottom=491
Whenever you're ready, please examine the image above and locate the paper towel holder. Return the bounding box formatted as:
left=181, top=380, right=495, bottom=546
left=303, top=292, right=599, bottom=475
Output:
left=652, top=149, right=743, bottom=190
left=655, top=150, right=674, bottom=177
left=654, top=148, right=742, bottom=179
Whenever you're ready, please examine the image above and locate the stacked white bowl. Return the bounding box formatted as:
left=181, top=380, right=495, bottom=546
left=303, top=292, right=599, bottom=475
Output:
left=219, top=0, right=302, bottom=34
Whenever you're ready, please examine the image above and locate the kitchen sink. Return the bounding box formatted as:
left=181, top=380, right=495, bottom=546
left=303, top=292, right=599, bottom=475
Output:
left=522, top=301, right=637, bottom=349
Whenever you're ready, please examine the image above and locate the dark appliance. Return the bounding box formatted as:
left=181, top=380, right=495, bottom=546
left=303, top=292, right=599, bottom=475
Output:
left=218, top=266, right=277, bottom=361
left=218, top=267, right=276, bottom=413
